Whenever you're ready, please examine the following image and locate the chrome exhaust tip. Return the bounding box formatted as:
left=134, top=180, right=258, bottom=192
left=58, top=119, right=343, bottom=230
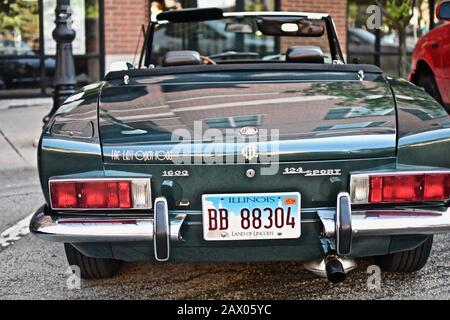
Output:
left=303, top=255, right=356, bottom=283
left=325, top=254, right=346, bottom=283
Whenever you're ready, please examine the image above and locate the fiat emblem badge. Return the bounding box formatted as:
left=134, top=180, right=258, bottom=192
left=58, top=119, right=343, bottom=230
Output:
left=239, top=127, right=258, bottom=136
left=241, top=144, right=258, bottom=161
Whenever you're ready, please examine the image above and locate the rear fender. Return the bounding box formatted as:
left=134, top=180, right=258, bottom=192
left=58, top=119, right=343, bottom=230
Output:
left=388, top=78, right=450, bottom=168
left=38, top=84, right=105, bottom=205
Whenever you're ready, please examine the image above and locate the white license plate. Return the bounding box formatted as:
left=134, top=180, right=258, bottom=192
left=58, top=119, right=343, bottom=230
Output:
left=202, top=192, right=301, bottom=241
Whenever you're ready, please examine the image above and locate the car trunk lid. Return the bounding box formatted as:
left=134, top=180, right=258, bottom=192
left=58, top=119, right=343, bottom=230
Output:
left=99, top=68, right=397, bottom=164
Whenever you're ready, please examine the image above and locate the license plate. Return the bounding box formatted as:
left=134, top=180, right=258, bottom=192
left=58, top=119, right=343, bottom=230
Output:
left=202, top=192, right=301, bottom=241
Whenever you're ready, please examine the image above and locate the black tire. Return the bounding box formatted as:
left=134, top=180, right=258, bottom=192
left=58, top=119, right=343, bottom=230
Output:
left=374, top=236, right=433, bottom=273
left=416, top=72, right=443, bottom=106
left=64, top=243, right=122, bottom=279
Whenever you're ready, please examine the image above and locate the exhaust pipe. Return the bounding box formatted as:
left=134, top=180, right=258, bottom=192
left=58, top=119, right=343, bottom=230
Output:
left=303, top=254, right=356, bottom=283
left=325, top=254, right=346, bottom=283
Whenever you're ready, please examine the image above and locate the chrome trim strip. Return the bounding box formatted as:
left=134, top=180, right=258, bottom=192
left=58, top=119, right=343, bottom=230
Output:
left=48, top=177, right=152, bottom=210
left=29, top=206, right=186, bottom=243
left=352, top=170, right=450, bottom=176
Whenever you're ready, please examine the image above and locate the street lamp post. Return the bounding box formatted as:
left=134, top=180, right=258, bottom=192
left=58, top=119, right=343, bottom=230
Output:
left=43, top=0, right=76, bottom=124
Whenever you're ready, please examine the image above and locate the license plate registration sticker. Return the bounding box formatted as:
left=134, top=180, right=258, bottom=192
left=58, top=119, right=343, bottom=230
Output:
left=202, top=192, right=301, bottom=241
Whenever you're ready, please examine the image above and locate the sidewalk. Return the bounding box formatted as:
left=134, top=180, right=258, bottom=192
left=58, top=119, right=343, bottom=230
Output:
left=0, top=98, right=52, bottom=171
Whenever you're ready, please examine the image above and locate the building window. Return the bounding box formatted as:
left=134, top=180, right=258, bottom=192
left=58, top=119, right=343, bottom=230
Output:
left=0, top=0, right=41, bottom=96
left=314, top=121, right=385, bottom=131
left=325, top=106, right=393, bottom=120
left=0, top=0, right=103, bottom=98
left=205, top=115, right=262, bottom=128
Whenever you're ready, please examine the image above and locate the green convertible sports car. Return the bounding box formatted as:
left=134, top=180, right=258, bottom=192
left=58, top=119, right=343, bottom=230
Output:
left=30, top=8, right=450, bottom=283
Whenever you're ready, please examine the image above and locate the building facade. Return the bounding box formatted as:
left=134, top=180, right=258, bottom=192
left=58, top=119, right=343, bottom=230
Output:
left=0, top=0, right=439, bottom=98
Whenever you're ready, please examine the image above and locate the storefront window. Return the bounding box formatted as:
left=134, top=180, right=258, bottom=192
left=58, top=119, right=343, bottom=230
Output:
left=0, top=0, right=41, bottom=96
left=0, top=0, right=103, bottom=98
left=85, top=0, right=101, bottom=54
left=0, top=0, right=39, bottom=56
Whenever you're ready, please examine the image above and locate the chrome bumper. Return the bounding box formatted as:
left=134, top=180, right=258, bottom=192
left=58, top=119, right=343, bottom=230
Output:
left=318, top=207, right=450, bottom=237
left=31, top=194, right=450, bottom=259
left=318, top=193, right=450, bottom=255
left=30, top=204, right=186, bottom=244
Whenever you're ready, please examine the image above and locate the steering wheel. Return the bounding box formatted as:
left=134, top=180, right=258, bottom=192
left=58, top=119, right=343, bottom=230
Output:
left=209, top=51, right=260, bottom=60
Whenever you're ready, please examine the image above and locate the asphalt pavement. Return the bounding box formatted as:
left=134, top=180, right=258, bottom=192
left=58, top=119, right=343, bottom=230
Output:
left=0, top=99, right=449, bottom=300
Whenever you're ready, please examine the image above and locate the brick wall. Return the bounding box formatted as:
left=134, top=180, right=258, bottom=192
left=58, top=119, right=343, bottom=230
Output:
left=280, top=0, right=348, bottom=53
left=104, top=0, right=149, bottom=55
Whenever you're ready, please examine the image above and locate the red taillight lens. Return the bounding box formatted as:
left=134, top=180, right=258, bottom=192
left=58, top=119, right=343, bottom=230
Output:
left=369, top=176, right=383, bottom=203
left=367, top=173, right=450, bottom=203
left=118, top=182, right=132, bottom=208
left=50, top=182, right=77, bottom=208
left=424, top=174, right=448, bottom=201
left=50, top=180, right=133, bottom=209
left=381, top=175, right=423, bottom=202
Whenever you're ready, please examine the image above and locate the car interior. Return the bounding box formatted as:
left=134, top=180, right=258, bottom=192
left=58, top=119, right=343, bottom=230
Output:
left=161, top=45, right=326, bottom=67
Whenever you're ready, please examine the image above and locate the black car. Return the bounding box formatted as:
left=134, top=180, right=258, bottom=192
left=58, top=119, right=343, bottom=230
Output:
left=0, top=39, right=55, bottom=89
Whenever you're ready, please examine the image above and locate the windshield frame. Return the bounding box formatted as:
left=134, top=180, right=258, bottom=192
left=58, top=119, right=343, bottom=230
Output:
left=140, top=10, right=345, bottom=68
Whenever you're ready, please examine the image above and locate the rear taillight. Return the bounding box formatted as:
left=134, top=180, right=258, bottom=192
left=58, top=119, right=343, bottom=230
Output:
left=49, top=179, right=151, bottom=210
left=350, top=172, right=450, bottom=204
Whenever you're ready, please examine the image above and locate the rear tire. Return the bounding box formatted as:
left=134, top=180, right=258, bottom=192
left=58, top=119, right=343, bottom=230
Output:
left=416, top=72, right=443, bottom=106
left=374, top=236, right=433, bottom=273
left=64, top=243, right=122, bottom=279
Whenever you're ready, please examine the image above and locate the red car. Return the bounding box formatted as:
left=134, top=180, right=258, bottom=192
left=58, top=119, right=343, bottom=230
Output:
left=410, top=1, right=450, bottom=111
